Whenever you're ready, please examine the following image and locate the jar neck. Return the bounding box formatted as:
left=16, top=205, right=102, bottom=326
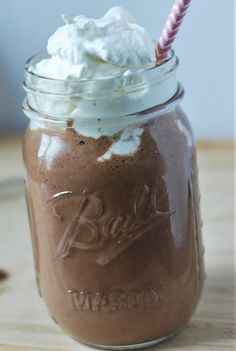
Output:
left=23, top=50, right=183, bottom=128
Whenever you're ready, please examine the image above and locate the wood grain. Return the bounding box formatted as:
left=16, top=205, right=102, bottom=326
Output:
left=0, top=138, right=235, bottom=351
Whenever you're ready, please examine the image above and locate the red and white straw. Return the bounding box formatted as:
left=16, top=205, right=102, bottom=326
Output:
left=156, top=0, right=192, bottom=62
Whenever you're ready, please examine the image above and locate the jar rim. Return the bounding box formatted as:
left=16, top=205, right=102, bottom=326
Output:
left=24, top=49, right=177, bottom=84
left=23, top=49, right=181, bottom=122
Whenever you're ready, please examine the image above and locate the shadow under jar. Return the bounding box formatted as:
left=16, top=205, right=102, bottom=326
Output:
left=22, top=51, right=205, bottom=350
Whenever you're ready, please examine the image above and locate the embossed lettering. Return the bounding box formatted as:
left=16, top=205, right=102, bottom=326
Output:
left=93, top=292, right=109, bottom=312
left=127, top=290, right=141, bottom=309
left=48, top=184, right=174, bottom=264
left=108, top=289, right=126, bottom=312
left=144, top=288, right=161, bottom=307
left=47, top=192, right=104, bottom=258
left=68, top=289, right=91, bottom=311
left=68, top=288, right=161, bottom=313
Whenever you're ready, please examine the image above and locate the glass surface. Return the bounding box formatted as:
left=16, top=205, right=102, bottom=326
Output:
left=23, top=104, right=204, bottom=348
left=22, top=51, right=205, bottom=348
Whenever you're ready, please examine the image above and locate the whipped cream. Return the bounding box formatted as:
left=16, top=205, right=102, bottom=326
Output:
left=33, top=6, right=156, bottom=80
left=28, top=7, right=174, bottom=160
left=98, top=128, right=144, bottom=161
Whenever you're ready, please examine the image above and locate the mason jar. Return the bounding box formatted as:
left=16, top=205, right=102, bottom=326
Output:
left=22, top=50, right=205, bottom=350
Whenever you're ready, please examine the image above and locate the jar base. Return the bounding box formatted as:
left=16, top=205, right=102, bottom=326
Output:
left=80, top=331, right=178, bottom=350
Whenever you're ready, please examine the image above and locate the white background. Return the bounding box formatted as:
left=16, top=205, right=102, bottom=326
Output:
left=0, top=0, right=234, bottom=139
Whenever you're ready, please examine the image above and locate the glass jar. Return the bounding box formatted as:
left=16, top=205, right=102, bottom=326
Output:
left=22, top=51, right=205, bottom=350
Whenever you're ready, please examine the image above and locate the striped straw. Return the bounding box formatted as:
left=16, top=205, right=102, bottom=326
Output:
left=156, top=0, right=192, bottom=62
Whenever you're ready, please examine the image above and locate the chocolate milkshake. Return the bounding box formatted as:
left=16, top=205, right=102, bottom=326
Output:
left=23, top=7, right=204, bottom=349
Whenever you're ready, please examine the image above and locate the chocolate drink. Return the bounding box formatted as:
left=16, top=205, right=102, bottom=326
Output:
left=23, top=107, right=204, bottom=346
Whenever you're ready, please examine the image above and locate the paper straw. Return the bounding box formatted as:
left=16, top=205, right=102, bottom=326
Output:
left=156, top=0, right=192, bottom=62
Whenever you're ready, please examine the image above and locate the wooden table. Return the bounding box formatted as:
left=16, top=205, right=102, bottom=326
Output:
left=0, top=138, right=235, bottom=351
